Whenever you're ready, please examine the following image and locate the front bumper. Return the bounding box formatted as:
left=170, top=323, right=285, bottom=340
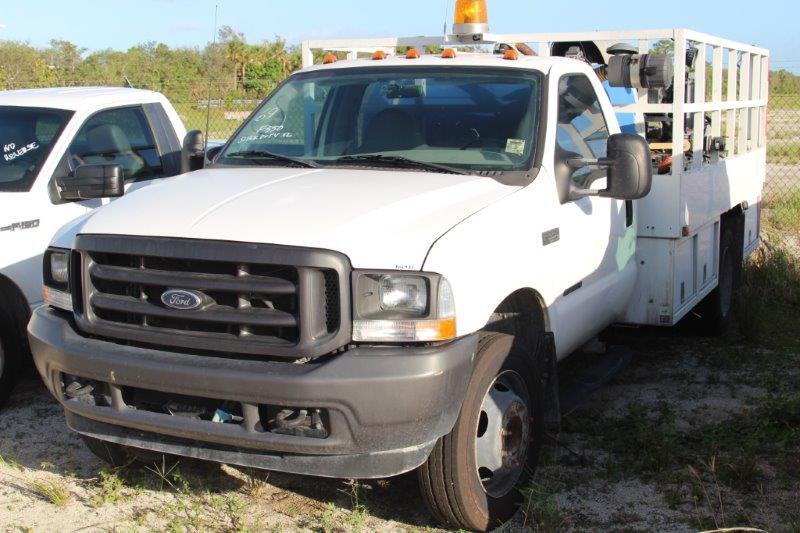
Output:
left=29, top=307, right=477, bottom=478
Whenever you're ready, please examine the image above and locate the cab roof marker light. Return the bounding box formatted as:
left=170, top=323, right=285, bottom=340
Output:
left=406, top=48, right=421, bottom=59
left=372, top=50, right=387, bottom=61
left=503, top=49, right=519, bottom=61
left=442, top=48, right=457, bottom=59
left=322, top=52, right=338, bottom=64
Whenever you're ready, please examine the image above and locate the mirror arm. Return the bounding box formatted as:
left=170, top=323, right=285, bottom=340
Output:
left=567, top=157, right=613, bottom=169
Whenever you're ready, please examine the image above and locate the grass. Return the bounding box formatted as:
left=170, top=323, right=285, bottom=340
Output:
left=770, top=95, right=800, bottom=111
left=242, top=469, right=271, bottom=499
left=172, top=102, right=255, bottom=140
left=27, top=478, right=71, bottom=507
left=521, top=482, right=569, bottom=532
left=341, top=480, right=371, bottom=532
left=737, top=192, right=800, bottom=343
left=767, top=142, right=800, bottom=164
left=563, top=388, right=800, bottom=529
left=736, top=246, right=800, bottom=343
left=0, top=451, right=22, bottom=471
left=542, top=225, right=800, bottom=529
left=764, top=190, right=800, bottom=237
left=91, top=469, right=127, bottom=507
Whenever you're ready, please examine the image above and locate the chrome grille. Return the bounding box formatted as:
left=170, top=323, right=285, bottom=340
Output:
left=73, top=235, right=351, bottom=359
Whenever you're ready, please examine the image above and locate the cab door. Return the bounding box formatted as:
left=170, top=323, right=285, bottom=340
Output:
left=62, top=104, right=179, bottom=203
left=547, top=69, right=638, bottom=355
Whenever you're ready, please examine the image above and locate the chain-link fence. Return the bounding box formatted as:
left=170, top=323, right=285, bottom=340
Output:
left=766, top=94, right=800, bottom=253
left=179, top=87, right=800, bottom=257
left=9, top=79, right=269, bottom=142
left=9, top=79, right=799, bottom=252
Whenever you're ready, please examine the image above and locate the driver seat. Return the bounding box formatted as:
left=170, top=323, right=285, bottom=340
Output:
left=81, top=124, right=146, bottom=179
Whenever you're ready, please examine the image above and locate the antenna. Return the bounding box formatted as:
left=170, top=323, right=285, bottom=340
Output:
left=203, top=3, right=219, bottom=152
left=123, top=76, right=134, bottom=88
left=442, top=0, right=448, bottom=38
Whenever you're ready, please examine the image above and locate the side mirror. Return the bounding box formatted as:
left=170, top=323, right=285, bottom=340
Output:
left=559, top=133, right=652, bottom=202
left=181, top=130, right=206, bottom=173
left=58, top=164, right=124, bottom=201
left=601, top=134, right=652, bottom=200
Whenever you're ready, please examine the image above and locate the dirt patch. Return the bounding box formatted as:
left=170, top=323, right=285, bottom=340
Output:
left=1, top=322, right=798, bottom=531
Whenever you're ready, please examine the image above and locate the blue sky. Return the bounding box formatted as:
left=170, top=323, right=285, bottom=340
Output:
left=0, top=0, right=797, bottom=72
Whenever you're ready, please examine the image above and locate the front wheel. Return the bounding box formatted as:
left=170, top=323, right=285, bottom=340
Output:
left=418, top=332, right=544, bottom=531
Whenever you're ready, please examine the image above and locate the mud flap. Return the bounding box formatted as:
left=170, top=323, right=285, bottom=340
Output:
left=538, top=332, right=561, bottom=434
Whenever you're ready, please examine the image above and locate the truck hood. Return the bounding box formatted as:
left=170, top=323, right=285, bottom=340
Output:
left=76, top=167, right=519, bottom=269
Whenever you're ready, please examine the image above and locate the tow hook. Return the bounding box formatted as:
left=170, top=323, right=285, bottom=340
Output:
left=273, top=408, right=328, bottom=439
left=65, top=380, right=94, bottom=399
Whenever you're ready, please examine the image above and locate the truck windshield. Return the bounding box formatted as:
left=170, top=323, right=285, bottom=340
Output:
left=219, top=67, right=543, bottom=174
left=0, top=106, right=73, bottom=193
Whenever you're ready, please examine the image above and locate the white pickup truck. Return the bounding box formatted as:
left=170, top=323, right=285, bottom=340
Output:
left=0, top=87, right=195, bottom=407
left=28, top=6, right=768, bottom=530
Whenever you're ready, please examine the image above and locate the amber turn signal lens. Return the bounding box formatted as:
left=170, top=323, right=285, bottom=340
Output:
left=454, top=0, right=488, bottom=25
left=322, top=52, right=337, bottom=64
left=503, top=49, right=519, bottom=61
left=406, top=48, right=421, bottom=59
left=442, top=48, right=457, bottom=59
left=372, top=50, right=387, bottom=60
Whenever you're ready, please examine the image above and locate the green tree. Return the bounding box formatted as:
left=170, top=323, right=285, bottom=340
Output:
left=0, top=41, right=55, bottom=88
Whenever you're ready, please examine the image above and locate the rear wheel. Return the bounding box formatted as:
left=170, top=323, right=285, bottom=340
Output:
left=698, top=227, right=737, bottom=335
left=418, top=332, right=544, bottom=531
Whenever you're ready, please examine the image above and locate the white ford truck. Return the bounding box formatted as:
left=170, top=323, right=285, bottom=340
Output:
left=0, top=87, right=195, bottom=407
left=28, top=5, right=768, bottom=530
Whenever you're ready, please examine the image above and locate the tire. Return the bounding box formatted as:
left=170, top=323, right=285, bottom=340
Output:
left=0, top=318, right=19, bottom=410
left=698, top=226, right=738, bottom=335
left=418, top=332, right=544, bottom=531
left=82, top=435, right=179, bottom=470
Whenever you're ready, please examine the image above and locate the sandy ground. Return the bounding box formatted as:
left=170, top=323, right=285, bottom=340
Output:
left=0, top=327, right=797, bottom=532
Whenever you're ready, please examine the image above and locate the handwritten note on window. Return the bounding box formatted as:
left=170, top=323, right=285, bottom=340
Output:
left=3, top=142, right=40, bottom=162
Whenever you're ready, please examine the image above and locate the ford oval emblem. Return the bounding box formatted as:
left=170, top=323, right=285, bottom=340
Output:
left=161, top=289, right=204, bottom=311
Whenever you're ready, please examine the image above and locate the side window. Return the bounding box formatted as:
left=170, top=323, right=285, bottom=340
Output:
left=556, top=75, right=610, bottom=189
left=69, top=106, right=163, bottom=181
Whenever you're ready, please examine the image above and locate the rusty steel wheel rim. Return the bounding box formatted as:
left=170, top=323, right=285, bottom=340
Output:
left=474, top=369, right=531, bottom=498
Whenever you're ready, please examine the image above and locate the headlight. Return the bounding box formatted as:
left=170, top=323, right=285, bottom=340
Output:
left=352, top=271, right=456, bottom=342
left=379, top=275, right=428, bottom=315
left=43, top=248, right=73, bottom=312
left=50, top=253, right=69, bottom=285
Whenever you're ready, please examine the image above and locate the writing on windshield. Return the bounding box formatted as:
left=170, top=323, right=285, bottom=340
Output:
left=220, top=67, right=543, bottom=174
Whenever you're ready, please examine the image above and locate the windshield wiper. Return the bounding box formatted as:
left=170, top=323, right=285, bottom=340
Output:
left=224, top=150, right=319, bottom=168
left=331, top=154, right=469, bottom=175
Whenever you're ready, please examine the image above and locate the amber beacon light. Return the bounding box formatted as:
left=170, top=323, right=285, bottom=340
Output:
left=453, top=0, right=490, bottom=35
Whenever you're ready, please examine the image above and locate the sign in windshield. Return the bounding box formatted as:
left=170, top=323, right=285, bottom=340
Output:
left=220, top=67, right=543, bottom=174
left=0, top=107, right=73, bottom=192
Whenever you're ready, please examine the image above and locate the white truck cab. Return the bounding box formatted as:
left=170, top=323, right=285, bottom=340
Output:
left=0, top=87, right=188, bottom=405
left=28, top=5, right=769, bottom=529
